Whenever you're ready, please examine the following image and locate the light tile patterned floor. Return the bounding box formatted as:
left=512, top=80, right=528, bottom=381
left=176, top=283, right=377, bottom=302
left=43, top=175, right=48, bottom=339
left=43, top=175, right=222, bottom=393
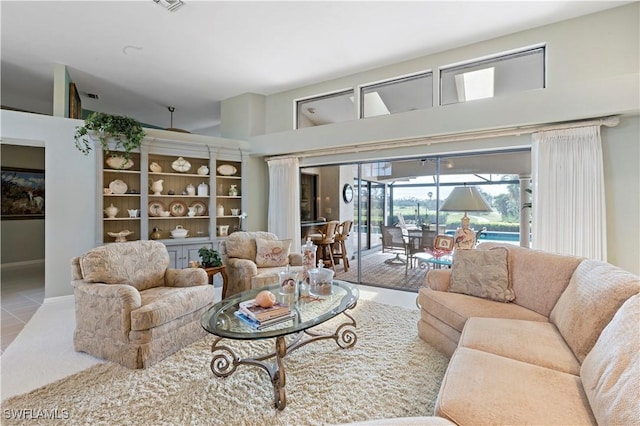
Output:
left=1, top=264, right=45, bottom=353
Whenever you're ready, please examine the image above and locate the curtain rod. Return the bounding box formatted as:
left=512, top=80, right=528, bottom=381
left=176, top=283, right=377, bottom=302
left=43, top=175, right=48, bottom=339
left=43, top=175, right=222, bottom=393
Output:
left=265, top=115, right=620, bottom=161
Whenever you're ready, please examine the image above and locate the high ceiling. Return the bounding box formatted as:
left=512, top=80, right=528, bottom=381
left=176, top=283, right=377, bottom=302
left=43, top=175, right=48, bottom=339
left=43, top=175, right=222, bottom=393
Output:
left=1, top=1, right=628, bottom=136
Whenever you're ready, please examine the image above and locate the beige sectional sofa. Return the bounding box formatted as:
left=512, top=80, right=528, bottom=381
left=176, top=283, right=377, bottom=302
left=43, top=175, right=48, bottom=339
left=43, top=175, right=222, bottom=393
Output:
left=416, top=243, right=639, bottom=425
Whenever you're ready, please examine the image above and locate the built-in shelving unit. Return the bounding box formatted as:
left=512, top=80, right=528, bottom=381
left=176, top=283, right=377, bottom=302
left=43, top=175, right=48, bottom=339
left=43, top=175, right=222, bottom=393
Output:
left=215, top=160, right=243, bottom=236
left=101, top=153, right=142, bottom=243
left=147, top=153, right=212, bottom=241
left=96, top=136, right=246, bottom=268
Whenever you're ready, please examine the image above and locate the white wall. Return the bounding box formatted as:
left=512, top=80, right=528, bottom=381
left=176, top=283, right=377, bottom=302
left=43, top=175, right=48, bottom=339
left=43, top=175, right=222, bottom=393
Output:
left=1, top=111, right=96, bottom=298
left=601, top=115, right=640, bottom=273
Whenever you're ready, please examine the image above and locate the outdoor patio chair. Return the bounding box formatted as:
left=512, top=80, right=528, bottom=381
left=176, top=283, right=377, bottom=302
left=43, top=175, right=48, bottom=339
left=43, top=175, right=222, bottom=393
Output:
left=475, top=227, right=487, bottom=246
left=396, top=213, right=419, bottom=232
left=381, top=225, right=408, bottom=264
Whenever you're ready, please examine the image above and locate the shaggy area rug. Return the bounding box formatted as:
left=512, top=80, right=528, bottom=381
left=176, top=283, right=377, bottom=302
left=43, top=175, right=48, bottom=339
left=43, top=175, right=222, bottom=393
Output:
left=335, top=251, right=428, bottom=291
left=1, top=300, right=448, bottom=426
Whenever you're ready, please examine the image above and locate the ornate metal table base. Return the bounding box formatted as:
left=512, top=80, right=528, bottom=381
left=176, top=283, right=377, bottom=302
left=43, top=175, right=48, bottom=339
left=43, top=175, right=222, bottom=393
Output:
left=209, top=307, right=357, bottom=410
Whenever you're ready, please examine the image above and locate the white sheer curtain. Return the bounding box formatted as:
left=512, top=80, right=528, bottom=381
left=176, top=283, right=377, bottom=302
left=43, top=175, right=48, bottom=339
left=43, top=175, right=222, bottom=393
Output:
left=531, top=126, right=607, bottom=260
left=267, top=157, right=301, bottom=253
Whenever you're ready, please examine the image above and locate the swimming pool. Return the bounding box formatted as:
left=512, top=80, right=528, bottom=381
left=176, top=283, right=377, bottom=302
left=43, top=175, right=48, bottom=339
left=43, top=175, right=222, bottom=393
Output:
left=445, top=230, right=522, bottom=242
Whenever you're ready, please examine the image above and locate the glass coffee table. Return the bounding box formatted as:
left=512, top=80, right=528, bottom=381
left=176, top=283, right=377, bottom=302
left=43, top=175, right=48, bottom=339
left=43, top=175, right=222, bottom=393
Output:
left=200, top=280, right=359, bottom=410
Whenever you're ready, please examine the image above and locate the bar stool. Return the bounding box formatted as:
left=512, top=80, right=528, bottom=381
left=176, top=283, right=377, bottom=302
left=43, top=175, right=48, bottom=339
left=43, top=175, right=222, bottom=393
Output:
left=332, top=220, right=352, bottom=272
left=308, top=220, right=339, bottom=271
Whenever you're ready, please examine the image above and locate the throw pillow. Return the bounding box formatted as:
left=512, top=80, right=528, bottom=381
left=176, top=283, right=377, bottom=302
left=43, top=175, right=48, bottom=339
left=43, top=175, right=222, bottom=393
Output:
left=225, top=232, right=277, bottom=261
left=255, top=238, right=291, bottom=267
left=449, top=247, right=514, bottom=302
left=580, top=294, right=640, bottom=425
left=550, top=259, right=640, bottom=362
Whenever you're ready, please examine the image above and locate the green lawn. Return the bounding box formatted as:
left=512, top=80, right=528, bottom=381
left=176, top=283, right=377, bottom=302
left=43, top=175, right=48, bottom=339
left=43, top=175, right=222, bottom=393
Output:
left=394, top=207, right=503, bottom=226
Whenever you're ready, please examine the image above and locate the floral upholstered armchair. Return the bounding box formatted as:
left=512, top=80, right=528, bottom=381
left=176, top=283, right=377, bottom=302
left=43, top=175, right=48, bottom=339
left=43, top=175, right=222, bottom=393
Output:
left=71, top=240, right=214, bottom=369
left=219, top=231, right=303, bottom=297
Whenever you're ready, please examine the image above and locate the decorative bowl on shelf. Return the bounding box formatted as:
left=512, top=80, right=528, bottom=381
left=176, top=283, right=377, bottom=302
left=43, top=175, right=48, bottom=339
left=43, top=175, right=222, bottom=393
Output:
left=107, top=230, right=133, bottom=243
left=106, top=155, right=134, bottom=170
left=170, top=225, right=188, bottom=238
left=171, top=157, right=191, bottom=173
left=108, top=179, right=128, bottom=194
left=216, top=164, right=237, bottom=176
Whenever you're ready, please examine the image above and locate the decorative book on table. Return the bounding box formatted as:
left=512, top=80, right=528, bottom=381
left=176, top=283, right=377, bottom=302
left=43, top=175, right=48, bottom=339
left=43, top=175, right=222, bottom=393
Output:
left=238, top=298, right=291, bottom=321
left=234, top=310, right=296, bottom=330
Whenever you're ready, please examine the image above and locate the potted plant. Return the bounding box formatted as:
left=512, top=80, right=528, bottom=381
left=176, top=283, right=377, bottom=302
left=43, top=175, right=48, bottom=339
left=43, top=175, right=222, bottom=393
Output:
left=198, top=246, right=222, bottom=268
left=74, top=112, right=145, bottom=162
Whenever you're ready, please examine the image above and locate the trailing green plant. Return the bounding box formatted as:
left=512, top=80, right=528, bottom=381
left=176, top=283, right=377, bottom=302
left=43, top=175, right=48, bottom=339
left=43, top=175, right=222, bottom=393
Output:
left=74, top=112, right=145, bottom=161
left=198, top=246, right=222, bottom=268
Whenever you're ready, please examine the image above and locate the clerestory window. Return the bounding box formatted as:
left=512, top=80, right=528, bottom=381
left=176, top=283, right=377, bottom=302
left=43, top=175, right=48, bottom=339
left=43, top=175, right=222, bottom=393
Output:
left=296, top=89, right=355, bottom=129
left=360, top=72, right=433, bottom=119
left=440, top=46, right=545, bottom=105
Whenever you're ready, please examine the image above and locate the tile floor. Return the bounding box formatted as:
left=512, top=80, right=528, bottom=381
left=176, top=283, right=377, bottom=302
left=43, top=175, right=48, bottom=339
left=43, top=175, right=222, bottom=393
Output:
left=1, top=264, right=45, bottom=353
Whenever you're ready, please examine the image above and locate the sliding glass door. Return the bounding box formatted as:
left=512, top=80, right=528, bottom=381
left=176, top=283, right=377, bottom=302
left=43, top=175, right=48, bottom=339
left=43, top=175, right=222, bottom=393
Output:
left=355, top=179, right=385, bottom=251
left=299, top=149, right=530, bottom=292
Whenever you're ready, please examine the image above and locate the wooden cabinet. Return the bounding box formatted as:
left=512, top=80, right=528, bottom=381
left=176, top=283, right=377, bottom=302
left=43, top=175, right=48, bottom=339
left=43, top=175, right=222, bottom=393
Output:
left=97, top=136, right=246, bottom=260
left=166, top=242, right=212, bottom=269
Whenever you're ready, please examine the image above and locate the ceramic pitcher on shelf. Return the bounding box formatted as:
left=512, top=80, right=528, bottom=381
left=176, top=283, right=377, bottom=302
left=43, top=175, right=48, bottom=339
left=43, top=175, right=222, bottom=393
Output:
left=150, top=179, right=164, bottom=195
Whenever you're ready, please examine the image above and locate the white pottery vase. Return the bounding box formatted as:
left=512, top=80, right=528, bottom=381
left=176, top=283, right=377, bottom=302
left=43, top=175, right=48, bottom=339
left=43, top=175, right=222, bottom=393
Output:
left=186, top=184, right=196, bottom=195
left=197, top=165, right=209, bottom=175
left=104, top=204, right=119, bottom=218
left=197, top=182, right=208, bottom=196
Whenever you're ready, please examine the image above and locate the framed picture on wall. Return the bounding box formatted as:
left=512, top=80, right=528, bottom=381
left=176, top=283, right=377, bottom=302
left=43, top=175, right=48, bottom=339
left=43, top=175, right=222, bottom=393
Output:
left=1, top=167, right=45, bottom=220
left=69, top=82, right=82, bottom=119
